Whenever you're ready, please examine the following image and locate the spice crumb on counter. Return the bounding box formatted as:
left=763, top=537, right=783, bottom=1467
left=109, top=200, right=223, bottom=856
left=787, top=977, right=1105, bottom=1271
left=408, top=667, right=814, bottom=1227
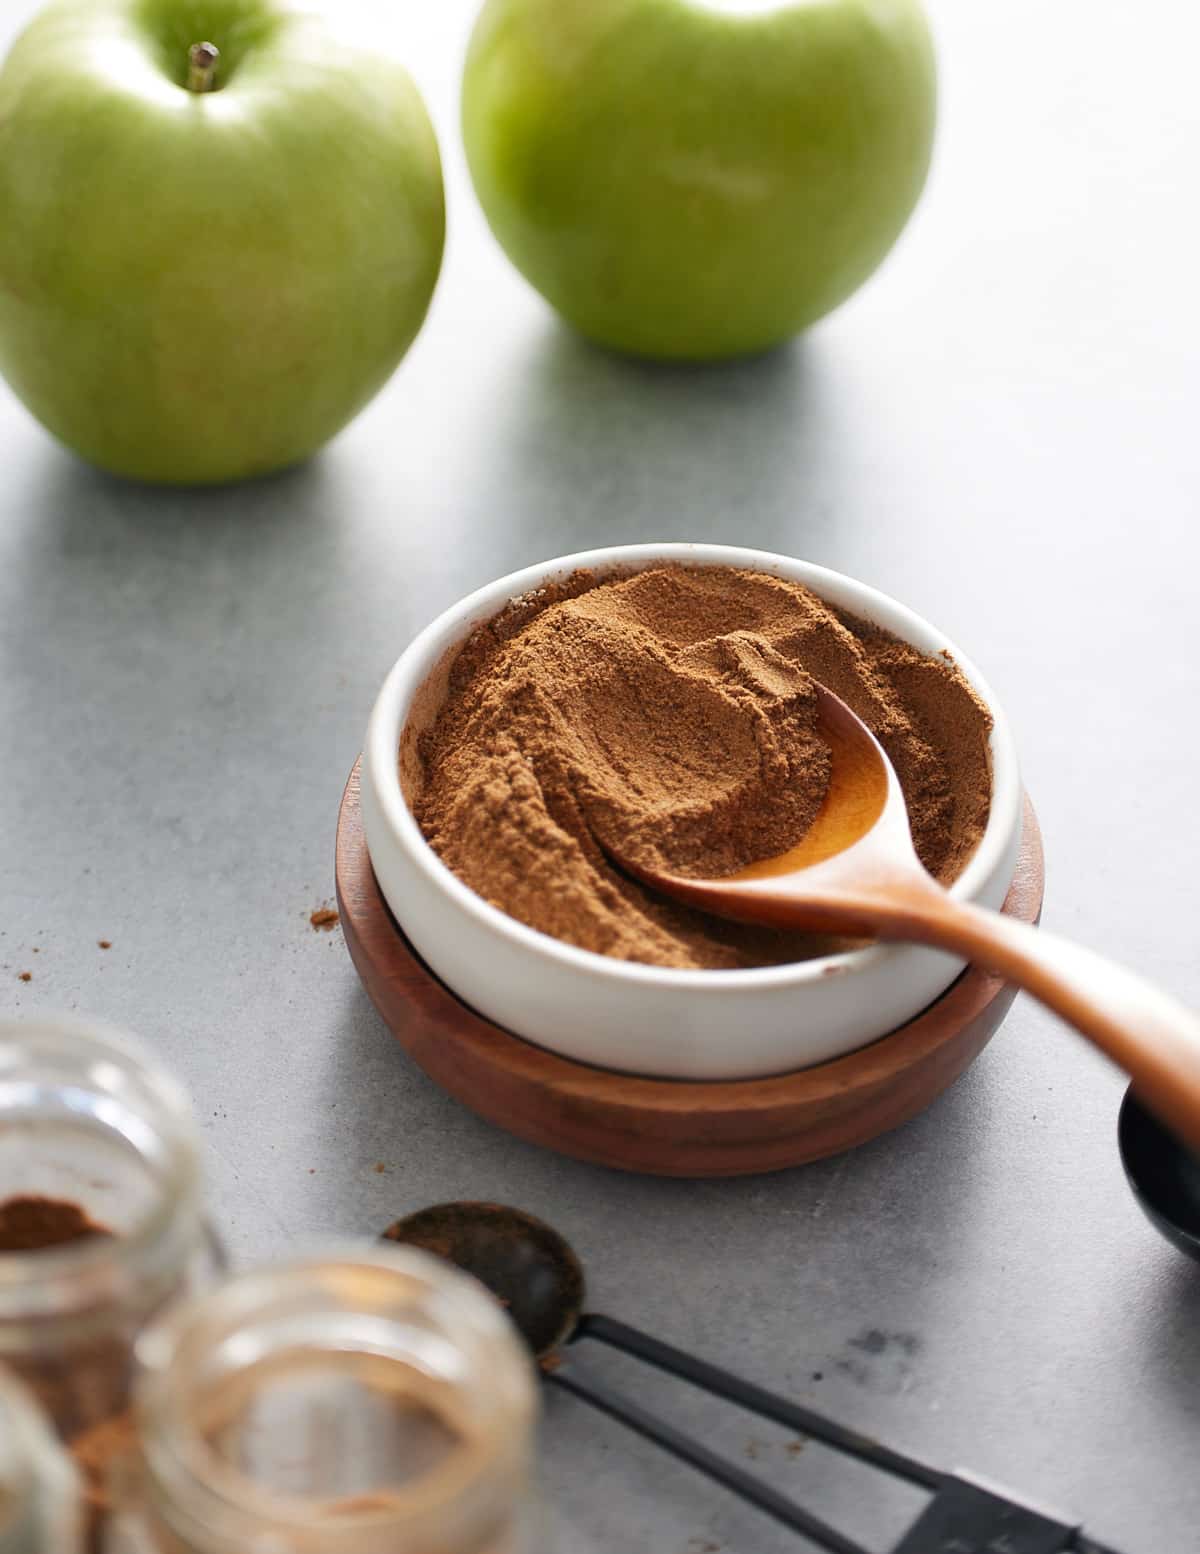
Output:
left=310, top=907, right=339, bottom=931
left=17, top=970, right=31, bottom=982
left=97, top=939, right=111, bottom=950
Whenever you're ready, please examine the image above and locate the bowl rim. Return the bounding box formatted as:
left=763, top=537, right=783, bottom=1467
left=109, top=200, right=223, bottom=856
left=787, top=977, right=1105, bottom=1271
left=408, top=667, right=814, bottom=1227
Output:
left=364, top=543, right=1023, bottom=991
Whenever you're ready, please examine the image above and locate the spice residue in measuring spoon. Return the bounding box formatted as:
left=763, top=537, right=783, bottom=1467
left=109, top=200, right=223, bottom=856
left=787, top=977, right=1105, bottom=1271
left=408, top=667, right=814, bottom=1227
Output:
left=413, top=565, right=993, bottom=970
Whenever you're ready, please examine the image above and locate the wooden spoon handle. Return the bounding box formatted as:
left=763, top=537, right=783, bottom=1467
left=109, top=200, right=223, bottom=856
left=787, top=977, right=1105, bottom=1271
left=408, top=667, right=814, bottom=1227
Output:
left=884, top=892, right=1200, bottom=1155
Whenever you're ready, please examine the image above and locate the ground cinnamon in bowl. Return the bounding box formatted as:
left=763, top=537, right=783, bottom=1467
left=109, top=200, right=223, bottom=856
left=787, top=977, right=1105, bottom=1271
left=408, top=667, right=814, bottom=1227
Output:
left=413, top=565, right=992, bottom=971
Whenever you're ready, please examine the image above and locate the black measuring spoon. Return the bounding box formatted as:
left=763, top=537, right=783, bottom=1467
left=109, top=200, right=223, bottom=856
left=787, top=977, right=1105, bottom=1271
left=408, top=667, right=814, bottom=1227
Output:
left=384, top=1201, right=1120, bottom=1554
left=1119, top=1082, right=1200, bottom=1262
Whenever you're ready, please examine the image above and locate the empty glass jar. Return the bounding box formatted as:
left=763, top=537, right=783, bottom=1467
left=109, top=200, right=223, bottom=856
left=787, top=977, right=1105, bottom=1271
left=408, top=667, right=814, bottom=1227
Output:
left=110, top=1245, right=539, bottom=1554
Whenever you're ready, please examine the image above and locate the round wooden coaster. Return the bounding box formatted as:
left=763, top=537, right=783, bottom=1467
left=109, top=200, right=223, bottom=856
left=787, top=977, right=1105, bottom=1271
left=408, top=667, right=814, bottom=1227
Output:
left=336, top=764, right=1044, bottom=1177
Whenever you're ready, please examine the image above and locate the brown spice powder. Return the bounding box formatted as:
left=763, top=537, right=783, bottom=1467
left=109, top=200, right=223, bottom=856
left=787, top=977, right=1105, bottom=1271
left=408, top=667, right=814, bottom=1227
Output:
left=0, top=1196, right=127, bottom=1550
left=414, top=566, right=992, bottom=970
left=0, top=1198, right=123, bottom=1444
left=0, top=1194, right=111, bottom=1253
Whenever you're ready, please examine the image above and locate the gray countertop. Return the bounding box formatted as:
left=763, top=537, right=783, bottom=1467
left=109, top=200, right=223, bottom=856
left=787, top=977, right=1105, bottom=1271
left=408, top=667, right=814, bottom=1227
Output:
left=2, top=2, right=1198, bottom=1550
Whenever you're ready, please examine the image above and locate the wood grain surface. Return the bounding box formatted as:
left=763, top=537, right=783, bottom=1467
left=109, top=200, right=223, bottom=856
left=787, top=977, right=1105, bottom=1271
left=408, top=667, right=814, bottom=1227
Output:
left=336, top=765, right=1044, bottom=1177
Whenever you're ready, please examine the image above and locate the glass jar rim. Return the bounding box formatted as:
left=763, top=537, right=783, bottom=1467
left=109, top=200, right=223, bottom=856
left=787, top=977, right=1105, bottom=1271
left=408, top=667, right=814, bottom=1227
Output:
left=136, top=1244, right=538, bottom=1553
left=0, top=1369, right=80, bottom=1545
left=0, top=1371, right=38, bottom=1507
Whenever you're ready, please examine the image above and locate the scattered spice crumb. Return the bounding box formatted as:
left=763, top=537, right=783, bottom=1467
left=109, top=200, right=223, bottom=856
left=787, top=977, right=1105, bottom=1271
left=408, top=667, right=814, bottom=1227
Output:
left=97, top=940, right=111, bottom=950
left=310, top=908, right=339, bottom=932
left=31, top=947, right=39, bottom=954
left=374, top=1162, right=387, bottom=1174
left=786, top=1438, right=807, bottom=1458
left=309, top=1168, right=316, bottom=1175
left=811, top=1371, right=824, bottom=1382
left=18, top=971, right=31, bottom=982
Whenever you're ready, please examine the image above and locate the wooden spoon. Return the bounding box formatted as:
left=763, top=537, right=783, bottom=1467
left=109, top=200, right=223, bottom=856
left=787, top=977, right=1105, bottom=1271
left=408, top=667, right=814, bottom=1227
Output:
left=615, top=684, right=1200, bottom=1155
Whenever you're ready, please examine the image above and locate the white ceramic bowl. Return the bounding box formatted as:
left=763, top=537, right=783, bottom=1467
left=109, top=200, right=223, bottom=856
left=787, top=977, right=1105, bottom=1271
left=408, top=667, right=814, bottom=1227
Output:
left=361, top=545, right=1022, bottom=1080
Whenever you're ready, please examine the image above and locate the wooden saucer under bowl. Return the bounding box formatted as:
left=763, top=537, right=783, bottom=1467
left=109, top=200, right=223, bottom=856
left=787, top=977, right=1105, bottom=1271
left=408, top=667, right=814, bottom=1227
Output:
left=336, top=764, right=1044, bottom=1177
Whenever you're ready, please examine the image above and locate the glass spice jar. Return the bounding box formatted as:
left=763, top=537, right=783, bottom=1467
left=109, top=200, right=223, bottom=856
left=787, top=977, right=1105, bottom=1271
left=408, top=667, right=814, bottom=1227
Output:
left=0, top=1369, right=84, bottom=1554
left=0, top=1017, right=219, bottom=1455
left=108, top=1246, right=540, bottom=1554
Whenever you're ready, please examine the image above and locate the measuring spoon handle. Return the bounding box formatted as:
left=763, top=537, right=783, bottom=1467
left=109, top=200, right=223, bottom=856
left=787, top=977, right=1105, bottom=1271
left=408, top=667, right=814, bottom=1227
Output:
left=580, top=1313, right=938, bottom=1486
left=545, top=1357, right=869, bottom=1554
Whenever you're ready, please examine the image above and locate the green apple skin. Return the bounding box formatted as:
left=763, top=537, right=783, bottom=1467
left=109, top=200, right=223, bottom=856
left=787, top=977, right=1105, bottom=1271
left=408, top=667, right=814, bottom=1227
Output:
left=463, top=0, right=936, bottom=361
left=0, top=0, right=444, bottom=484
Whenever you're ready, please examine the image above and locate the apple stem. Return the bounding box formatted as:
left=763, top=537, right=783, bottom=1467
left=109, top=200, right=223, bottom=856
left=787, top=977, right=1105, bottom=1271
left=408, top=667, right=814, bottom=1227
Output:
left=186, top=41, right=220, bottom=93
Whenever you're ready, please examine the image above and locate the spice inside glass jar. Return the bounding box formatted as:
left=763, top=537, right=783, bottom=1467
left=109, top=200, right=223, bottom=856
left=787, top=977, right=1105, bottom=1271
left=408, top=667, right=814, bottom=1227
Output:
left=109, top=1246, right=539, bottom=1554
left=0, top=1369, right=84, bottom=1554
left=0, top=1018, right=218, bottom=1479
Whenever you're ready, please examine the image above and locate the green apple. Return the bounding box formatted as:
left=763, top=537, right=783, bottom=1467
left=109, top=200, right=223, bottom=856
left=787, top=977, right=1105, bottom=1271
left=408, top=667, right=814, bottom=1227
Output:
left=463, top=0, right=935, bottom=361
left=0, top=0, right=444, bottom=484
